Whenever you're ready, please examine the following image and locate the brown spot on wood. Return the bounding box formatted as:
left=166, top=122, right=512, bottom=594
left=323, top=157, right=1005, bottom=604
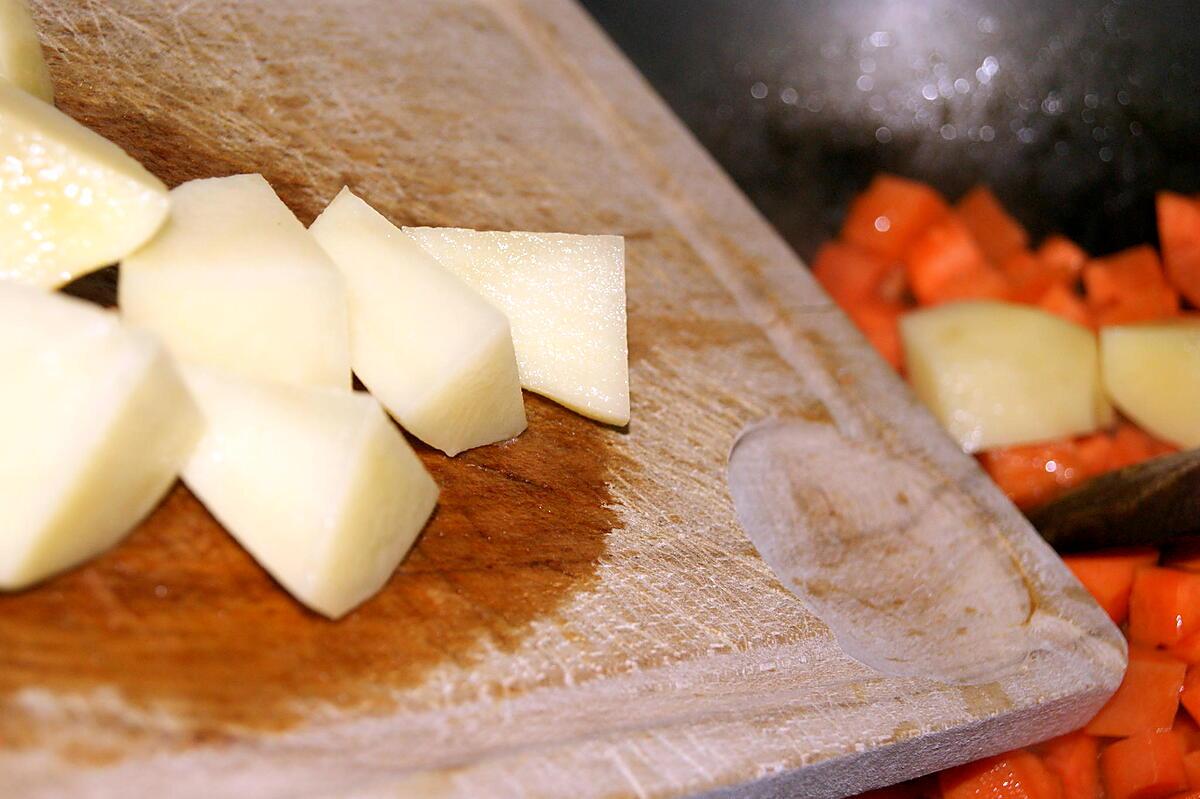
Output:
left=0, top=395, right=619, bottom=744
left=958, top=683, right=1013, bottom=717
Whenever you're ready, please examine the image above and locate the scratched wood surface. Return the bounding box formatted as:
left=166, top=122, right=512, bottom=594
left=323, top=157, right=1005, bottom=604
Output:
left=0, top=2, right=1125, bottom=797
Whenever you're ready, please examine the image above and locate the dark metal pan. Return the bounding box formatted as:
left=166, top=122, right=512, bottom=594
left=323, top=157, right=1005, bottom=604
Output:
left=582, top=0, right=1200, bottom=262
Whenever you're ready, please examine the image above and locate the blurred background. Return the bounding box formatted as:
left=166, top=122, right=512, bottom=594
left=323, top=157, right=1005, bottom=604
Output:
left=580, top=0, right=1200, bottom=262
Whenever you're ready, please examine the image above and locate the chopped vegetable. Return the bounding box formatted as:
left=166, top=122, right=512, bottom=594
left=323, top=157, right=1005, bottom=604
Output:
left=1063, top=548, right=1158, bottom=624
left=1042, top=732, right=1100, bottom=799
left=846, top=300, right=906, bottom=371
left=1182, top=668, right=1200, bottom=727
left=956, top=186, right=1030, bottom=266
left=1100, top=732, right=1188, bottom=799
left=1037, top=235, right=1088, bottom=283
left=1101, top=321, right=1200, bottom=449
left=1036, top=283, right=1092, bottom=328
left=904, top=217, right=1009, bottom=305
left=1129, top=568, right=1200, bottom=648
left=1084, top=246, right=1180, bottom=326
left=1085, top=646, right=1186, bottom=736
left=1185, top=751, right=1200, bottom=788
left=841, top=174, right=949, bottom=260
left=1157, top=192, right=1200, bottom=308
left=812, top=241, right=905, bottom=307
left=902, top=302, right=1105, bottom=452
left=980, top=441, right=1091, bottom=511
left=939, top=751, right=1063, bottom=799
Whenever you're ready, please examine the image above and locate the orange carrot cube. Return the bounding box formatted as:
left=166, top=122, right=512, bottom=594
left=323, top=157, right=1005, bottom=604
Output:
left=841, top=174, right=949, bottom=260
left=1086, top=646, right=1186, bottom=736
left=956, top=186, right=1030, bottom=265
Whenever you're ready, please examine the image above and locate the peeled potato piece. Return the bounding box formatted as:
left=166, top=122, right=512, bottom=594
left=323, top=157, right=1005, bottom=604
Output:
left=0, top=82, right=169, bottom=287
left=0, top=0, right=53, bottom=101
left=901, top=300, right=1107, bottom=452
left=120, top=174, right=351, bottom=389
left=405, top=226, right=629, bottom=426
left=310, top=189, right=526, bottom=455
left=181, top=365, right=438, bottom=619
left=0, top=283, right=202, bottom=590
left=1101, top=320, right=1200, bottom=448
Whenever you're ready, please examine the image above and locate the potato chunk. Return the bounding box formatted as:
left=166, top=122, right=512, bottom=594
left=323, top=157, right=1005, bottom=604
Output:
left=901, top=301, right=1107, bottom=452
left=181, top=366, right=438, bottom=618
left=310, top=188, right=526, bottom=455
left=0, top=0, right=53, bottom=101
left=0, top=82, right=168, bottom=287
left=1101, top=320, right=1200, bottom=448
left=119, top=174, right=351, bottom=389
left=405, top=226, right=629, bottom=426
left=0, top=283, right=202, bottom=590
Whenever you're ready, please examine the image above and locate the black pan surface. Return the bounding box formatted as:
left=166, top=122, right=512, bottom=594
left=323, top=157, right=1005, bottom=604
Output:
left=581, top=0, right=1200, bottom=263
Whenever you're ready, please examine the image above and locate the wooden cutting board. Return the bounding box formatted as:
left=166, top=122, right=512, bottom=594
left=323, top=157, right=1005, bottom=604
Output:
left=0, top=1, right=1125, bottom=796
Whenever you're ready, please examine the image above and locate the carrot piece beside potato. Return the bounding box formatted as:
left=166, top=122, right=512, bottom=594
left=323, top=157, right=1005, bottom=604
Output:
left=1038, top=235, right=1088, bottom=283
left=1085, top=646, right=1186, bottom=736
left=1042, top=732, right=1100, bottom=799
left=1101, top=732, right=1188, bottom=799
left=845, top=300, right=905, bottom=372
left=1157, top=191, right=1200, bottom=308
left=978, top=441, right=1089, bottom=511
left=841, top=174, right=949, bottom=260
left=1037, top=283, right=1092, bottom=328
left=956, top=186, right=1031, bottom=266
left=940, top=750, right=1063, bottom=799
left=903, top=216, right=1009, bottom=305
left=812, top=241, right=904, bottom=308
left=1063, top=548, right=1158, bottom=625
left=1109, top=423, right=1179, bottom=470
left=1129, top=569, right=1200, bottom=648
left=1084, top=246, right=1180, bottom=325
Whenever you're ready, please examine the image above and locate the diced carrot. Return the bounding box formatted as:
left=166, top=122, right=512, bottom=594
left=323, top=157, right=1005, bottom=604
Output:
left=1043, top=732, right=1100, bottom=799
left=841, top=174, right=949, bottom=260
left=1130, top=569, right=1200, bottom=648
left=1101, top=732, right=1188, bottom=799
left=1005, top=251, right=1061, bottom=303
left=1084, top=246, right=1180, bottom=325
left=1171, top=631, right=1200, bottom=665
left=1110, top=423, right=1179, bottom=470
left=1076, top=433, right=1116, bottom=478
left=1186, top=750, right=1200, bottom=788
left=922, top=265, right=1011, bottom=305
left=1038, top=235, right=1088, bottom=282
left=956, top=186, right=1030, bottom=265
left=1086, top=646, right=1186, bottom=736
left=812, top=241, right=905, bottom=308
left=1176, top=715, right=1200, bottom=753
left=1157, top=192, right=1200, bottom=308
left=904, top=216, right=1009, bottom=305
left=846, top=300, right=905, bottom=371
left=1182, top=667, right=1200, bottom=727
left=940, top=750, right=1063, bottom=799
left=1165, top=542, right=1200, bottom=575
left=978, top=441, right=1089, bottom=511
left=1062, top=548, right=1158, bottom=625
left=1037, top=282, right=1092, bottom=327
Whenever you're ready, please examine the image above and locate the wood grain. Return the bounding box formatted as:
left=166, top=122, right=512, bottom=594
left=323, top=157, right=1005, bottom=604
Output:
left=0, top=1, right=1124, bottom=797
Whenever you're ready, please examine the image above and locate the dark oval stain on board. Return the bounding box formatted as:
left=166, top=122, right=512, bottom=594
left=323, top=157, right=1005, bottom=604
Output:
left=0, top=395, right=617, bottom=743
